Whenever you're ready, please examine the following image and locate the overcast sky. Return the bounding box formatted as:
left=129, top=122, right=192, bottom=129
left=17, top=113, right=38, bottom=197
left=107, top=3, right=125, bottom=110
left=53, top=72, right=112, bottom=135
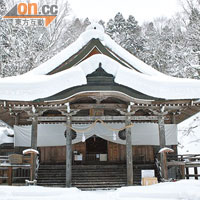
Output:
left=67, top=0, right=182, bottom=24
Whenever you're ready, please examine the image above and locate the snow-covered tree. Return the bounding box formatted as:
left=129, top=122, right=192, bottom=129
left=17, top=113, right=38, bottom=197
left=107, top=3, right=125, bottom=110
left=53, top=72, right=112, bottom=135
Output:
left=105, top=12, right=143, bottom=57
left=0, top=0, right=90, bottom=77
left=176, top=0, right=200, bottom=78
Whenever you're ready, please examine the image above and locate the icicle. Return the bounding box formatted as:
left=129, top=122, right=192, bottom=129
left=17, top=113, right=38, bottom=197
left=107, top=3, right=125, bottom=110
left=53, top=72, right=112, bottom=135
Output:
left=82, top=133, right=86, bottom=142
left=113, top=131, right=117, bottom=141
left=32, top=105, right=36, bottom=114
left=65, top=102, right=70, bottom=113
left=127, top=105, right=131, bottom=113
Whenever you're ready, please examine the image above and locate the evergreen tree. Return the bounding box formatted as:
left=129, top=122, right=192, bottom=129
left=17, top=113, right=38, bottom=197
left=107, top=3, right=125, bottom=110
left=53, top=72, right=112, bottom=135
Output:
left=105, top=12, right=143, bottom=57
left=0, top=0, right=90, bottom=77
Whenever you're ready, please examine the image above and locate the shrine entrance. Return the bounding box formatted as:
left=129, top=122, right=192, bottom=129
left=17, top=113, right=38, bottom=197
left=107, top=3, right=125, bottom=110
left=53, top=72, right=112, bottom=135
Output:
left=85, top=136, right=108, bottom=162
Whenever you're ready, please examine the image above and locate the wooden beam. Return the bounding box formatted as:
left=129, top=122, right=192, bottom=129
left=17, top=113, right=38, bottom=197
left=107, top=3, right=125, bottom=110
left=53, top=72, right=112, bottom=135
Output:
left=167, top=161, right=185, bottom=166
left=10, top=103, right=194, bottom=113
left=31, top=115, right=38, bottom=181
left=32, top=115, right=163, bottom=122
left=71, top=103, right=127, bottom=110
left=125, top=115, right=133, bottom=186
left=66, top=115, right=72, bottom=188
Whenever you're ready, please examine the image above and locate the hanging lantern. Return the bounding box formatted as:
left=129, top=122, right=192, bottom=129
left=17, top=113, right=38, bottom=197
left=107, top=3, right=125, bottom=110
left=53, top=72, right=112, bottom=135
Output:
left=82, top=133, right=86, bottom=142
left=118, top=129, right=126, bottom=140
left=113, top=131, right=117, bottom=141
left=64, top=129, right=77, bottom=140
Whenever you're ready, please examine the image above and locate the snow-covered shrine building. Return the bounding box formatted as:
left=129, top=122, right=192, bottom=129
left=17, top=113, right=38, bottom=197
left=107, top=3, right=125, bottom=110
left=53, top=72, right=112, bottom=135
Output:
left=1, top=23, right=200, bottom=188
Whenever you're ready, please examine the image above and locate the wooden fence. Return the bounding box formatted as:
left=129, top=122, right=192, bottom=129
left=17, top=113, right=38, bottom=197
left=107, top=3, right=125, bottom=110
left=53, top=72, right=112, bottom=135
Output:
left=168, top=154, right=200, bottom=180
left=0, top=155, right=31, bottom=185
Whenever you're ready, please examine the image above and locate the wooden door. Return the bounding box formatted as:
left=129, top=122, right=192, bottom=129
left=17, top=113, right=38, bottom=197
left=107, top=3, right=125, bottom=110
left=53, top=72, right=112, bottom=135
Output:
left=108, top=142, right=154, bottom=163
left=108, top=142, right=126, bottom=162
left=39, top=146, right=66, bottom=164
left=39, top=142, right=86, bottom=164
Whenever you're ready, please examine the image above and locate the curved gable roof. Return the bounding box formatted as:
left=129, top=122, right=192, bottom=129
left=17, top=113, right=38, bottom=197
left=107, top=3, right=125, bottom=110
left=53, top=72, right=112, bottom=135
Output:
left=0, top=54, right=200, bottom=101
left=0, top=23, right=200, bottom=101
left=25, top=23, right=169, bottom=78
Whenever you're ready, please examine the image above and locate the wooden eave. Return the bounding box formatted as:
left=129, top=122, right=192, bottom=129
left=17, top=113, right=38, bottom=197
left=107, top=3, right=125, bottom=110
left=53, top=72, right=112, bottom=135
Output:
left=1, top=95, right=200, bottom=126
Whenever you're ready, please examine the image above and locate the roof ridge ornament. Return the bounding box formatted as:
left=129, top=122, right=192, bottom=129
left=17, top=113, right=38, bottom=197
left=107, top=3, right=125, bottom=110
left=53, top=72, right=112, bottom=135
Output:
left=86, top=23, right=104, bottom=33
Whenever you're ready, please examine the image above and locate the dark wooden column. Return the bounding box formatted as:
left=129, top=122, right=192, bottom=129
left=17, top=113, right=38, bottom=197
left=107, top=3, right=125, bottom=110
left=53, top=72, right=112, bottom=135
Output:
left=158, top=115, right=168, bottom=179
left=14, top=113, right=20, bottom=154
left=31, top=114, right=38, bottom=181
left=194, top=167, right=198, bottom=180
left=66, top=115, right=72, bottom=187
left=125, top=115, right=133, bottom=185
left=158, top=116, right=166, bottom=148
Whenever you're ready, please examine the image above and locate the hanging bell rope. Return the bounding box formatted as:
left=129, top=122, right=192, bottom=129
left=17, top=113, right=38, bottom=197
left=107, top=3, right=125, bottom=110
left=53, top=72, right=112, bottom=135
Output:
left=67, top=119, right=133, bottom=133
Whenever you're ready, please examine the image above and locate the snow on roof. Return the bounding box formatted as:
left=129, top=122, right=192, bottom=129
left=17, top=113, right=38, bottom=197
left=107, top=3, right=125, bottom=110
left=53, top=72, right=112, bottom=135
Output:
left=158, top=147, right=174, bottom=153
left=1, top=23, right=200, bottom=101
left=1, top=54, right=200, bottom=101
left=25, top=23, right=168, bottom=77
left=23, top=149, right=39, bottom=155
left=0, top=66, right=86, bottom=101
left=0, top=127, right=14, bottom=145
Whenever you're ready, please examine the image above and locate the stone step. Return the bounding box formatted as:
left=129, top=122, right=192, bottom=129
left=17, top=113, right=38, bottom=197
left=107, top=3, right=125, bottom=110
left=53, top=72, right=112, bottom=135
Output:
left=37, top=164, right=149, bottom=189
left=38, top=176, right=127, bottom=180
left=37, top=182, right=124, bottom=189
left=71, top=184, right=126, bottom=189
left=39, top=165, right=126, bottom=169
left=38, top=170, right=127, bottom=174
left=38, top=171, right=128, bottom=176
left=40, top=164, right=155, bottom=170
left=38, top=180, right=126, bottom=184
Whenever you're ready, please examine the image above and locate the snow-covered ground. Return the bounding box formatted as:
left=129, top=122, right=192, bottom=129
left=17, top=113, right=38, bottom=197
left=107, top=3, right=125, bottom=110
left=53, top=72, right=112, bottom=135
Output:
left=0, top=180, right=199, bottom=200
left=178, top=112, right=200, bottom=154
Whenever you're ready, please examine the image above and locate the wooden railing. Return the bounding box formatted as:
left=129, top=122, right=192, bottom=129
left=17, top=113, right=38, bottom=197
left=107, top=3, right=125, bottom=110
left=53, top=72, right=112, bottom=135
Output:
left=0, top=155, right=31, bottom=185
left=167, top=154, right=200, bottom=162
left=167, top=154, right=200, bottom=180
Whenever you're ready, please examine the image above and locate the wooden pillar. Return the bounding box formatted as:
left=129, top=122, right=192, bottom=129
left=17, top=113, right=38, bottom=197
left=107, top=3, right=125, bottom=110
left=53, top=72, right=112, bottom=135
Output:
left=180, top=165, right=185, bottom=179
left=161, top=152, right=168, bottom=179
left=66, top=115, right=72, bottom=187
left=14, top=113, right=20, bottom=154
left=7, top=166, right=12, bottom=185
left=31, top=114, right=38, bottom=181
left=172, top=112, right=176, bottom=124
left=158, top=116, right=168, bottom=179
left=186, top=167, right=189, bottom=179
left=158, top=116, right=166, bottom=148
left=15, top=113, right=19, bottom=125
left=194, top=167, right=198, bottom=180
left=125, top=115, right=133, bottom=186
